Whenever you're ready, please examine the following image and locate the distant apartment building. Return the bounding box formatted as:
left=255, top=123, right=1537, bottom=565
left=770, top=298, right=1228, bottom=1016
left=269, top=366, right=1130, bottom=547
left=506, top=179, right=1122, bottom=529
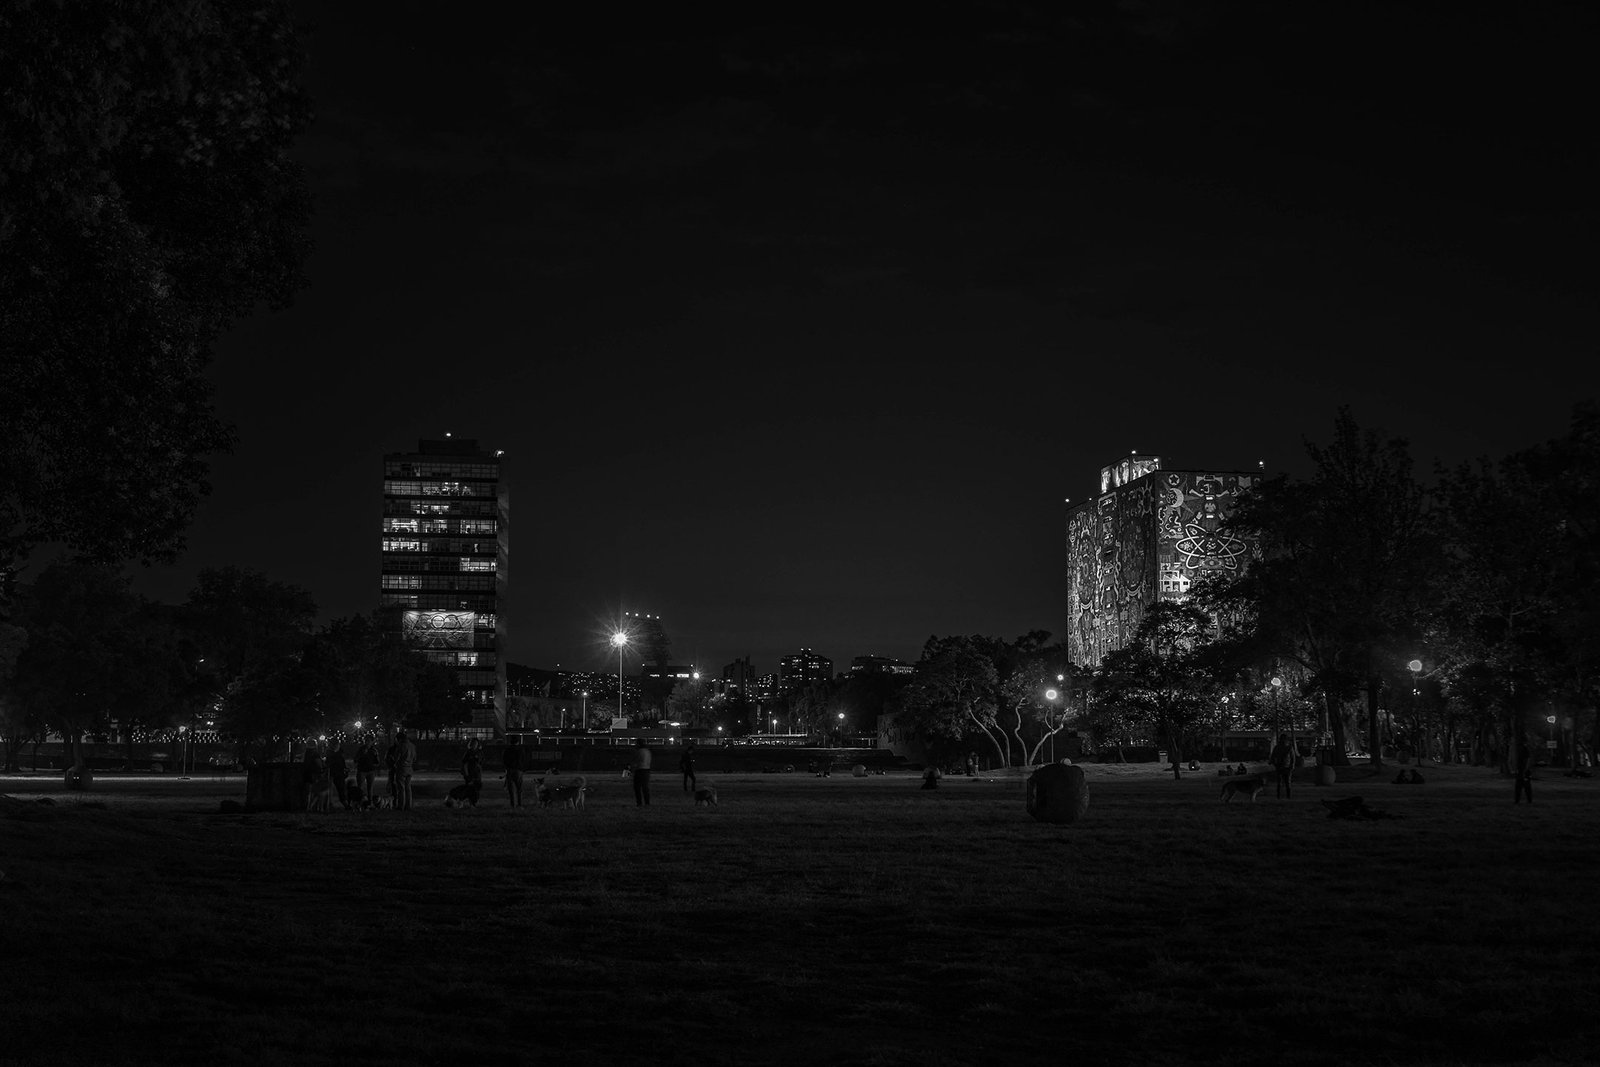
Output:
left=380, top=437, right=508, bottom=732
left=721, top=656, right=759, bottom=695
left=849, top=655, right=914, bottom=676
left=1066, top=453, right=1259, bottom=669
left=778, top=648, right=833, bottom=690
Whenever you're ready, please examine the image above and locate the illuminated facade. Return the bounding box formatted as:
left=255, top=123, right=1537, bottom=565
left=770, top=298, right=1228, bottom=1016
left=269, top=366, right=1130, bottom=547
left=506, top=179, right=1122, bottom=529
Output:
left=778, top=648, right=834, bottom=690
left=381, top=437, right=508, bottom=732
left=1066, top=454, right=1258, bottom=668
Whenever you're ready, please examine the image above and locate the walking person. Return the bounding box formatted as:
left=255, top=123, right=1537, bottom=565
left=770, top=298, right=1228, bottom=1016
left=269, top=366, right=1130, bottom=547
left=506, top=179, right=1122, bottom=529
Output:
left=1270, top=733, right=1296, bottom=799
left=394, top=729, right=417, bottom=811
left=327, top=740, right=350, bottom=810
left=503, top=734, right=525, bottom=807
left=356, top=735, right=379, bottom=803
left=679, top=741, right=697, bottom=794
left=632, top=737, right=652, bottom=807
left=384, top=735, right=399, bottom=803
left=301, top=741, right=328, bottom=811
left=462, top=738, right=483, bottom=790
left=1515, top=749, right=1534, bottom=804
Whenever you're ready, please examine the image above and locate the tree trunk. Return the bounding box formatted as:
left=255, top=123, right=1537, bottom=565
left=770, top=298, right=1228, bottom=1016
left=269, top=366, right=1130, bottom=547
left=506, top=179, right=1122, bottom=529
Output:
left=1366, top=676, right=1383, bottom=771
left=1325, top=692, right=1351, bottom=765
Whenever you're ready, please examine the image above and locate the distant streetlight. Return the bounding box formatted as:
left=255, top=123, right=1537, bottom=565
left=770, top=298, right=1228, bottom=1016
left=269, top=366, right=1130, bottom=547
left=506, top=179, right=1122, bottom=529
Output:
left=611, top=631, right=629, bottom=723
left=771, top=716, right=777, bottom=735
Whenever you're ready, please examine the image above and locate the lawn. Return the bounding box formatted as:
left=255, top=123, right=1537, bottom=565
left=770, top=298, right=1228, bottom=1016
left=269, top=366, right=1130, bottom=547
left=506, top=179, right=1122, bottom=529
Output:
left=1, top=762, right=1594, bottom=1067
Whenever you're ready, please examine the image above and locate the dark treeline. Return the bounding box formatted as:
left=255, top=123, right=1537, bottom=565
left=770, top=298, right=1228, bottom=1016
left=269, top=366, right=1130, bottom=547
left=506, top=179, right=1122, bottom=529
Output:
left=0, top=564, right=464, bottom=773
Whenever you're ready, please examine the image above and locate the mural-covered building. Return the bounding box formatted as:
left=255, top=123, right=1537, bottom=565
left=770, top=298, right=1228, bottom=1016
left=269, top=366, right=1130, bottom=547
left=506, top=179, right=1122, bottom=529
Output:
left=1066, top=453, right=1258, bottom=667
left=380, top=436, right=508, bottom=733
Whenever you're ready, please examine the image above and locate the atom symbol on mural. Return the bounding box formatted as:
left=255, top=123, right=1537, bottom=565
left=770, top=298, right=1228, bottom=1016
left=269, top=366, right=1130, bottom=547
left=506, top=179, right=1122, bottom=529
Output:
left=1174, top=519, right=1249, bottom=571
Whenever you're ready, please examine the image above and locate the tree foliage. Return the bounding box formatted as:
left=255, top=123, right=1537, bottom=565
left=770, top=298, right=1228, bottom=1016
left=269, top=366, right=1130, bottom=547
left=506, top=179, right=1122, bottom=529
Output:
left=1214, top=408, right=1438, bottom=768
left=894, top=631, right=1068, bottom=768
left=0, top=1, right=312, bottom=582
left=1094, top=602, right=1224, bottom=779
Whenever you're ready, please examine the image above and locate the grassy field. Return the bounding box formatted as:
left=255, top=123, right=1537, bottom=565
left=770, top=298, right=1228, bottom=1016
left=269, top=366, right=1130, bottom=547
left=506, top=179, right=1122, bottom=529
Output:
left=1, top=761, right=1595, bottom=1067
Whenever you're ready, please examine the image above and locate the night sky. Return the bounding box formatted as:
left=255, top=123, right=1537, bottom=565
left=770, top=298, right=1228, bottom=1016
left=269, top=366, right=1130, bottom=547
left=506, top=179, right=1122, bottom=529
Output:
left=129, top=2, right=1599, bottom=677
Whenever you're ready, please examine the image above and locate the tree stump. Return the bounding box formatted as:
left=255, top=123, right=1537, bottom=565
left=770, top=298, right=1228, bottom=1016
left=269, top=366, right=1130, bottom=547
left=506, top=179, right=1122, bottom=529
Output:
left=1027, top=763, right=1089, bottom=824
left=852, top=764, right=868, bottom=777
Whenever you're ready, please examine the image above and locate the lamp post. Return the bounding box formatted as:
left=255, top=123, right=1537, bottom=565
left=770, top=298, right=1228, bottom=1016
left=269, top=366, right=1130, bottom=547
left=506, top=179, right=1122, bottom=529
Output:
left=1045, top=683, right=1062, bottom=765
left=611, top=631, right=629, bottom=724
left=1547, top=714, right=1557, bottom=762
left=1408, top=659, right=1423, bottom=763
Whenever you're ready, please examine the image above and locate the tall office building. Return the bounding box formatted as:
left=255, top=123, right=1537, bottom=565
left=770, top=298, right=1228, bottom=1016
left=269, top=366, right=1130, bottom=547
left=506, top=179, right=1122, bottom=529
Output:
left=1066, top=453, right=1258, bottom=668
left=778, top=648, right=833, bottom=690
left=380, top=437, right=508, bottom=733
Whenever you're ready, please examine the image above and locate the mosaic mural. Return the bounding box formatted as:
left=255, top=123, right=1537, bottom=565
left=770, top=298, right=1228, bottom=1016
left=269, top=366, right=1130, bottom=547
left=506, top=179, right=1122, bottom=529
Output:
left=1067, top=462, right=1258, bottom=666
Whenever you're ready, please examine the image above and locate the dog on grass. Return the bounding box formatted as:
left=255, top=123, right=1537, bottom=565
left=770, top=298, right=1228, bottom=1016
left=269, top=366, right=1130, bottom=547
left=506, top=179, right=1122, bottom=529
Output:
left=444, top=781, right=482, bottom=808
left=693, top=783, right=718, bottom=807
left=1220, top=774, right=1267, bottom=803
left=536, top=776, right=587, bottom=810
left=305, top=776, right=335, bottom=813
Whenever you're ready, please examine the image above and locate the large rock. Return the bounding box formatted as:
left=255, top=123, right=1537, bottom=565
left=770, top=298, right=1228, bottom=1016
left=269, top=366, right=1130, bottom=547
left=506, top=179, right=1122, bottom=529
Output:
left=852, top=764, right=868, bottom=777
left=1316, top=764, right=1337, bottom=787
left=1027, top=763, right=1089, bottom=824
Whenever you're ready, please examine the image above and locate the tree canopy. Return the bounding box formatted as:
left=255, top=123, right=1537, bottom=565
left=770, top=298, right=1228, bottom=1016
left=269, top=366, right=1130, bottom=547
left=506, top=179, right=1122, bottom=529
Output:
left=0, top=1, right=312, bottom=583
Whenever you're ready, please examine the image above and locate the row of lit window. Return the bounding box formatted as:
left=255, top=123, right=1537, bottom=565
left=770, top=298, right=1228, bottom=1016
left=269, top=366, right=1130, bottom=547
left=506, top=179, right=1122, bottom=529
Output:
left=381, top=539, right=497, bottom=554
left=381, top=594, right=496, bottom=611
left=385, top=500, right=498, bottom=518
left=416, top=651, right=494, bottom=668
left=385, top=463, right=499, bottom=478
left=381, top=560, right=497, bottom=577
left=384, top=517, right=497, bottom=535
left=383, top=481, right=496, bottom=498
left=381, top=574, right=496, bottom=591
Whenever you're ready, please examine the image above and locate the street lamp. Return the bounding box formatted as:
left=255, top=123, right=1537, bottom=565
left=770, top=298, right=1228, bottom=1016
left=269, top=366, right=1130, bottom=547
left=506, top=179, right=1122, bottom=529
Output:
left=1408, top=660, right=1423, bottom=762
left=611, top=631, right=629, bottom=723
left=1044, top=684, right=1062, bottom=765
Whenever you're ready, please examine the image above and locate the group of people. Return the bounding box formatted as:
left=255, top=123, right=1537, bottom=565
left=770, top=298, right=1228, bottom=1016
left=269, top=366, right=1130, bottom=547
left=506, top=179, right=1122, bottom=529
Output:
left=300, top=730, right=418, bottom=811
left=300, top=733, right=710, bottom=812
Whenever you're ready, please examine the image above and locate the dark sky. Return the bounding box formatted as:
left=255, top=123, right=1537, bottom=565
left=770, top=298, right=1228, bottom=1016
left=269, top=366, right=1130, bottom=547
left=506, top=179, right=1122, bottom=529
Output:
left=131, top=1, right=1599, bottom=676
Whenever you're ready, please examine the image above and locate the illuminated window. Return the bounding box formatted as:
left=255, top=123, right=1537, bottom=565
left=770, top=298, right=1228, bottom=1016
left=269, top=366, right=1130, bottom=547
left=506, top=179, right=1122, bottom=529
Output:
left=460, top=558, right=496, bottom=572
left=382, top=575, right=422, bottom=589
left=382, top=539, right=421, bottom=552
left=477, top=614, right=497, bottom=628
left=385, top=518, right=419, bottom=533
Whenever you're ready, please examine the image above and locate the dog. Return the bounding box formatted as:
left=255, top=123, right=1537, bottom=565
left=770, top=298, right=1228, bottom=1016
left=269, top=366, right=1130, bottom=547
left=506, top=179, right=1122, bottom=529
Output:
left=537, top=776, right=587, bottom=810
left=444, top=781, right=482, bottom=808
left=693, top=783, right=718, bottom=807
left=1220, top=774, right=1267, bottom=803
left=305, top=776, right=335, bottom=813
left=370, top=794, right=395, bottom=810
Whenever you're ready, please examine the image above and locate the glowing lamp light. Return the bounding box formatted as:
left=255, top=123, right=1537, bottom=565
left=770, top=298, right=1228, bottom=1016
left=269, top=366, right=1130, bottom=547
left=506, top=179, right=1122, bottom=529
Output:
left=1045, top=689, right=1059, bottom=702
left=1407, top=659, right=1423, bottom=673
